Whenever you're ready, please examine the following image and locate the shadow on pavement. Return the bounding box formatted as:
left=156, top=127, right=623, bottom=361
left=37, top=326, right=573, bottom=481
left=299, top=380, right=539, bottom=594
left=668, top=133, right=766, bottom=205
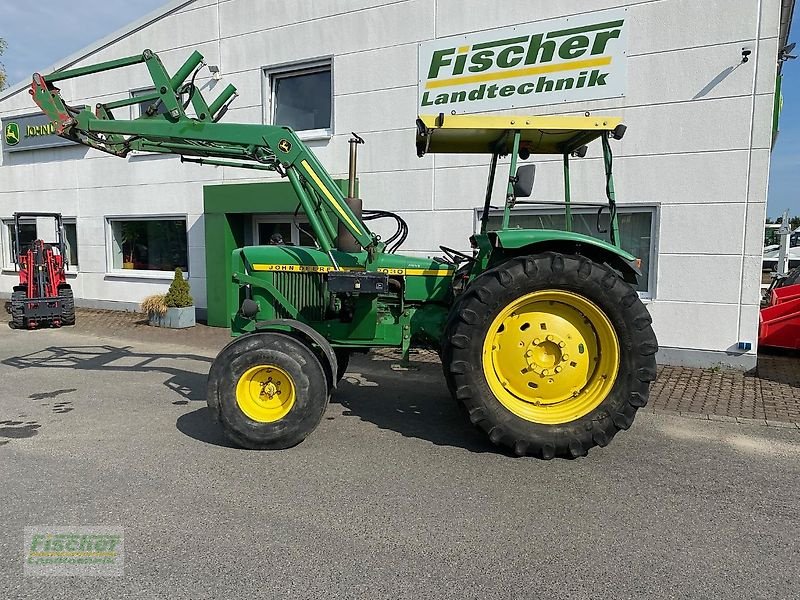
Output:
left=176, top=407, right=238, bottom=448
left=757, top=351, right=800, bottom=389
left=335, top=356, right=497, bottom=454
left=1, top=345, right=497, bottom=453
left=1, top=345, right=211, bottom=402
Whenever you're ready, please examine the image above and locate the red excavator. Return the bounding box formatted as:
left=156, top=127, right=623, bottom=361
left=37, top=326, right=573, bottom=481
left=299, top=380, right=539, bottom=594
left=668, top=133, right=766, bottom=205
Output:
left=9, top=212, right=75, bottom=329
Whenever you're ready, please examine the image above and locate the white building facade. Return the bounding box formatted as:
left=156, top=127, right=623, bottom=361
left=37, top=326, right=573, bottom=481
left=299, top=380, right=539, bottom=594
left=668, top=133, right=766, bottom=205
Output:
left=0, top=0, right=795, bottom=370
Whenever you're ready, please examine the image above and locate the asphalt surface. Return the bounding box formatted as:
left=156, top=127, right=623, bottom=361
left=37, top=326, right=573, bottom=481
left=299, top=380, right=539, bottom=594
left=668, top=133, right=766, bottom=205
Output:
left=0, top=326, right=798, bottom=599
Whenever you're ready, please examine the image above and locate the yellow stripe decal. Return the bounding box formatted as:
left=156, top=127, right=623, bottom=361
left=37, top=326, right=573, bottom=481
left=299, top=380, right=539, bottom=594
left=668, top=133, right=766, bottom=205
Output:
left=425, top=56, right=612, bottom=90
left=382, top=268, right=454, bottom=276
left=251, top=264, right=454, bottom=276
left=300, top=160, right=363, bottom=236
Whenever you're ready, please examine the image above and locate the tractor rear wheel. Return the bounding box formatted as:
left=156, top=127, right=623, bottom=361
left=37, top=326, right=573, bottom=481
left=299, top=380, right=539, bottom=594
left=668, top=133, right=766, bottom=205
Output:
left=59, top=286, right=76, bottom=326
left=10, top=291, right=25, bottom=329
left=207, top=331, right=329, bottom=449
left=442, top=252, right=658, bottom=459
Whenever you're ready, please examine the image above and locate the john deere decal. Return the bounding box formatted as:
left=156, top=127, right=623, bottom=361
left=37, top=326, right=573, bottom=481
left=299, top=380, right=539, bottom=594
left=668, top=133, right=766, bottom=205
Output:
left=4, top=122, right=20, bottom=146
left=1, top=111, right=82, bottom=152
left=418, top=9, right=627, bottom=114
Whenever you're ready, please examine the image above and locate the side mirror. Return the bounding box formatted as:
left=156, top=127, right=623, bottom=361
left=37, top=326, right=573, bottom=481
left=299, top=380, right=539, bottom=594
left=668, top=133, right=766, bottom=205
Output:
left=513, top=164, right=535, bottom=198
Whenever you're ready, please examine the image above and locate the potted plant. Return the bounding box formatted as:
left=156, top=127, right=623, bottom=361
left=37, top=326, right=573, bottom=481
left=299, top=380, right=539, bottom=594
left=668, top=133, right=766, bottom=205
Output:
left=120, top=223, right=138, bottom=269
left=142, top=268, right=195, bottom=328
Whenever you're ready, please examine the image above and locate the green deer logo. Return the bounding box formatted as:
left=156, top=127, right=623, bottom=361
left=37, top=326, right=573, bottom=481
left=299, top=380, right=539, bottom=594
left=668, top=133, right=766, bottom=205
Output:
left=4, top=122, right=20, bottom=146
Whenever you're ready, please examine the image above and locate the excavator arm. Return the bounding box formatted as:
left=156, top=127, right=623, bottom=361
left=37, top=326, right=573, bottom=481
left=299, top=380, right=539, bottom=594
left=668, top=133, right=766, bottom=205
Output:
left=30, top=49, right=377, bottom=256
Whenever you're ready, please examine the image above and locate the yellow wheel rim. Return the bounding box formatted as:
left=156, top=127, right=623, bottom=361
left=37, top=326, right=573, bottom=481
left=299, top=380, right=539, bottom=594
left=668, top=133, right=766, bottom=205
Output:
left=482, top=290, right=620, bottom=425
left=235, top=365, right=296, bottom=423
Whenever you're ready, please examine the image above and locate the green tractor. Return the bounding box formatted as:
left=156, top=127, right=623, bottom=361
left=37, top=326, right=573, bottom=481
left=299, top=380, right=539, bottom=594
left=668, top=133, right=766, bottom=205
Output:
left=31, top=49, right=657, bottom=458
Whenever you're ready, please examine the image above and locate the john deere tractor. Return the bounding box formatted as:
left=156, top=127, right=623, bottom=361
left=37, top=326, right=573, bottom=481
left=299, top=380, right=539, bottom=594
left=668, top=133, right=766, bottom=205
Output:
left=31, top=49, right=657, bottom=458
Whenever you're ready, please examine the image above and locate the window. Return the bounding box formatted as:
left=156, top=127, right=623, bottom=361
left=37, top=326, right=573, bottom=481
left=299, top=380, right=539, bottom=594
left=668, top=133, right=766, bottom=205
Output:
left=108, top=218, right=188, bottom=274
left=266, top=61, right=332, bottom=136
left=3, top=219, right=78, bottom=271
left=64, top=223, right=79, bottom=269
left=479, top=206, right=658, bottom=296
left=253, top=215, right=316, bottom=247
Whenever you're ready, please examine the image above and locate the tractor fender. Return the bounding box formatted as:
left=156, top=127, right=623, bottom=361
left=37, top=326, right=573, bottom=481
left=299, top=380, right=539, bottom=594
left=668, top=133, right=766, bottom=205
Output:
left=254, top=319, right=339, bottom=390
left=489, top=230, right=642, bottom=285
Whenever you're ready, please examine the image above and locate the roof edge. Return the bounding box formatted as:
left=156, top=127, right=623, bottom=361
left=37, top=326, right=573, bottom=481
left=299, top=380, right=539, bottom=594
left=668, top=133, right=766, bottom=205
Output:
left=0, top=0, right=199, bottom=103
left=781, top=0, right=796, bottom=51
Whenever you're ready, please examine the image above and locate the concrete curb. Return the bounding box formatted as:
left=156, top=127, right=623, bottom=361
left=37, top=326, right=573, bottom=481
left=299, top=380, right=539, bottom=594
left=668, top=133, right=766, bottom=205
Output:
left=641, top=406, right=800, bottom=430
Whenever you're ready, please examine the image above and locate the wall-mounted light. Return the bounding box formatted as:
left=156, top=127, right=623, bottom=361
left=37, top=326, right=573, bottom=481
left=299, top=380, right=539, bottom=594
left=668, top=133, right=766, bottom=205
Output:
left=208, top=65, right=221, bottom=80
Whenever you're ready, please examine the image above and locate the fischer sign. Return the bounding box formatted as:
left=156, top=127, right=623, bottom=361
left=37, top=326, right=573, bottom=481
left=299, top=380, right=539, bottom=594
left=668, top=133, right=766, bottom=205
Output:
left=418, top=9, right=627, bottom=114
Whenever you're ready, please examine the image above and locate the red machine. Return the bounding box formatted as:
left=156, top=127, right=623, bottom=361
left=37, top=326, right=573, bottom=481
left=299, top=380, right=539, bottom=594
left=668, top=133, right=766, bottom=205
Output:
left=9, top=212, right=75, bottom=329
left=759, top=273, right=800, bottom=350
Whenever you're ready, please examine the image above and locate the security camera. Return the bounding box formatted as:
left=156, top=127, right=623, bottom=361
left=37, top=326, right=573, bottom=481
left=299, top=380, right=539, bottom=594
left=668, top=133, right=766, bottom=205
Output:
left=741, top=48, right=752, bottom=63
left=780, top=42, right=797, bottom=63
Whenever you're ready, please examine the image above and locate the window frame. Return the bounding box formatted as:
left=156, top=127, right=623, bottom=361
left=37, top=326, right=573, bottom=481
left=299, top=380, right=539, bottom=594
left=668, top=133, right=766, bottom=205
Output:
left=1, top=217, right=79, bottom=274
left=475, top=204, right=659, bottom=300
left=105, top=215, right=190, bottom=279
left=263, top=58, right=334, bottom=141
left=252, top=214, right=316, bottom=247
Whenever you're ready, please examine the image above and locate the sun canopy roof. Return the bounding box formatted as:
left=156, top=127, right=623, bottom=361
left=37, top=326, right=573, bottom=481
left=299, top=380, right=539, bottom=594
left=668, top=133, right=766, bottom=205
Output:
left=416, top=114, right=623, bottom=156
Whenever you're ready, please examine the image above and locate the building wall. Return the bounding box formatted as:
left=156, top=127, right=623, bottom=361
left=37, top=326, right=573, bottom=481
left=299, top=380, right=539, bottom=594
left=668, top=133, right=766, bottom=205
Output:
left=0, top=0, right=785, bottom=368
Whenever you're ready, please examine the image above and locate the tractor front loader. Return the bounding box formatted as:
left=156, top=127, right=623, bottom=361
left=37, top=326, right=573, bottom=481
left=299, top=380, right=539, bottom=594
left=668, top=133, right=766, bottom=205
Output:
left=30, top=49, right=657, bottom=458
left=10, top=212, right=75, bottom=329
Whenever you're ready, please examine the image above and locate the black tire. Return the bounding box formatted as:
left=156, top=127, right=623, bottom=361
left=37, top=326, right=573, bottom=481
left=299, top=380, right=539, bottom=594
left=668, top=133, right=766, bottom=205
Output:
left=207, top=331, right=329, bottom=450
left=10, top=291, right=25, bottom=329
left=334, top=349, right=350, bottom=382
left=59, top=286, right=75, bottom=326
left=442, top=252, right=658, bottom=459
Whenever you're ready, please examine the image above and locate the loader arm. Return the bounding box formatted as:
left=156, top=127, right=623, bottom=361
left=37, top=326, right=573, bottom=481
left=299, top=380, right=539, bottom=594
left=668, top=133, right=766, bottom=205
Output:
left=30, top=49, right=377, bottom=256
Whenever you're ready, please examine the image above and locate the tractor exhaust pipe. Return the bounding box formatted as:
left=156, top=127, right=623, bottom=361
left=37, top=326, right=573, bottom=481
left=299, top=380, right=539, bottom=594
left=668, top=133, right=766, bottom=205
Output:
left=338, top=133, right=365, bottom=253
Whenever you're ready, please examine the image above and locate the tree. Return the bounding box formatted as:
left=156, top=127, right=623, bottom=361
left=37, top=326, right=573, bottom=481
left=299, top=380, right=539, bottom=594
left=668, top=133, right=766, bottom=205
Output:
left=0, top=37, right=6, bottom=90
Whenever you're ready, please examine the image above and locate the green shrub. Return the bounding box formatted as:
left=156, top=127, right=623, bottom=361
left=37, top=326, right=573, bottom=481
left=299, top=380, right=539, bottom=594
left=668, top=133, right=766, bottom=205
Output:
left=164, top=268, right=193, bottom=308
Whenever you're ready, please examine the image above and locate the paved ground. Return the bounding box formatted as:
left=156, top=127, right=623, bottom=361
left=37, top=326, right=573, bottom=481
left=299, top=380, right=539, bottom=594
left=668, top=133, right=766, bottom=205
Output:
left=0, top=321, right=798, bottom=598
left=4, top=306, right=799, bottom=427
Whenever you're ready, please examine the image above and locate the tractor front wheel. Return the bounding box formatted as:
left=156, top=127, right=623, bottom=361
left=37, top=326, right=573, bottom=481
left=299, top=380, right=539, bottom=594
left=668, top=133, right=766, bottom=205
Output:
left=442, top=252, right=658, bottom=459
left=207, top=331, right=330, bottom=449
left=10, top=291, right=25, bottom=329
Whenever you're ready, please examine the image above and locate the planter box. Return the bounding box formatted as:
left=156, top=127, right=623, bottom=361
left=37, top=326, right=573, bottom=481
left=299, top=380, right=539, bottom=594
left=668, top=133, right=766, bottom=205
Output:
left=149, top=306, right=196, bottom=329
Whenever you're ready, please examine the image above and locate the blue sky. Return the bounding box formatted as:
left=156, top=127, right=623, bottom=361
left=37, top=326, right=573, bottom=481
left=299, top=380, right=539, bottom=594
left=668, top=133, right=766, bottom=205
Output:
left=0, top=1, right=797, bottom=217
left=769, top=27, right=800, bottom=219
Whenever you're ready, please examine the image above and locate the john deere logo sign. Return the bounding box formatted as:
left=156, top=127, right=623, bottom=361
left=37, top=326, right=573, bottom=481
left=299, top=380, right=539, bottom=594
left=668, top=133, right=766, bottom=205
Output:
left=418, top=9, right=627, bottom=113
left=1, top=111, right=79, bottom=152
left=5, top=122, right=20, bottom=146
